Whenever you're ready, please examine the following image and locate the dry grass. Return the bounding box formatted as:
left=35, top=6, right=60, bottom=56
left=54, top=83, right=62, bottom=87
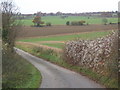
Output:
left=16, top=42, right=62, bottom=53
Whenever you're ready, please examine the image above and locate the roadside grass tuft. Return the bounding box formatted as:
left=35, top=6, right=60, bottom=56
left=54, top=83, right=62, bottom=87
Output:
left=2, top=51, right=42, bottom=88
left=41, top=43, right=64, bottom=49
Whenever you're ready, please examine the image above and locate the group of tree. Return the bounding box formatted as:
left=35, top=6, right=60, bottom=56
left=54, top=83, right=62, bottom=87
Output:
left=66, top=21, right=86, bottom=26
left=32, top=11, right=117, bottom=17
left=32, top=16, right=51, bottom=27
left=102, top=18, right=118, bottom=25
left=32, top=16, right=44, bottom=27
left=66, top=19, right=116, bottom=25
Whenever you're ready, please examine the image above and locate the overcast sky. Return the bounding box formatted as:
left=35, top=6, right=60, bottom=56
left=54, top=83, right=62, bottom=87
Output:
left=13, top=0, right=119, bottom=14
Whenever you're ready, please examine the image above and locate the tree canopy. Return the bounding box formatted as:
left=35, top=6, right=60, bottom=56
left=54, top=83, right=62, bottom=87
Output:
left=32, top=16, right=44, bottom=26
left=1, top=0, right=21, bottom=52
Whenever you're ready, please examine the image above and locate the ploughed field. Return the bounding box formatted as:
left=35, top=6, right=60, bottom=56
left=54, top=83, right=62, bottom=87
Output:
left=17, top=24, right=117, bottom=51
left=17, top=24, right=117, bottom=38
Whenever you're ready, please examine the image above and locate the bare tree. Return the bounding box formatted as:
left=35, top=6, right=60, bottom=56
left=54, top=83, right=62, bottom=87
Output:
left=1, top=0, right=21, bottom=52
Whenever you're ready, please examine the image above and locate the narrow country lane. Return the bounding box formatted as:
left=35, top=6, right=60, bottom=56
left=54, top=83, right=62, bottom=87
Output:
left=16, top=48, right=105, bottom=88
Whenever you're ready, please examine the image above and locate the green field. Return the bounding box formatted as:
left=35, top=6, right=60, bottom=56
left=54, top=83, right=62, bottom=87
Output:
left=19, top=31, right=112, bottom=49
left=19, top=31, right=111, bottom=42
left=22, top=16, right=117, bottom=26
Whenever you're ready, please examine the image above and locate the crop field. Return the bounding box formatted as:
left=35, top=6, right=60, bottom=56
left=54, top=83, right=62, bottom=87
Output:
left=17, top=24, right=117, bottom=38
left=22, top=16, right=118, bottom=26
left=19, top=31, right=111, bottom=42
left=18, top=31, right=112, bottom=50
left=17, top=23, right=117, bottom=50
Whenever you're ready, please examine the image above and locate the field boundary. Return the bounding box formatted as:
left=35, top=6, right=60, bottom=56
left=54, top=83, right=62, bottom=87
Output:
left=17, top=42, right=62, bottom=53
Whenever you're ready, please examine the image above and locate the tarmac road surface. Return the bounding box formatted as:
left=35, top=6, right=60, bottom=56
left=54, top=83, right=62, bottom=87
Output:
left=16, top=48, right=105, bottom=88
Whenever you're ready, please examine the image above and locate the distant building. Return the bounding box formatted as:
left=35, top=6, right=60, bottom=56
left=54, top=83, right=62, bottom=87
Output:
left=101, top=12, right=113, bottom=17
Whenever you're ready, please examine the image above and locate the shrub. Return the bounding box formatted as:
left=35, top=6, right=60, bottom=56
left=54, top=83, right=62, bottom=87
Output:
left=43, top=49, right=54, bottom=55
left=79, top=20, right=86, bottom=25
left=33, top=47, right=43, bottom=53
left=32, top=47, right=55, bottom=56
left=71, top=21, right=86, bottom=26
left=71, top=21, right=80, bottom=25
left=66, top=21, right=70, bottom=25
left=106, top=34, right=118, bottom=78
left=46, top=22, right=51, bottom=26
left=102, top=18, right=108, bottom=25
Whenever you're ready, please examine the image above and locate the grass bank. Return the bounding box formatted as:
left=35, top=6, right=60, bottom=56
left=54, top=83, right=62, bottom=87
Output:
left=16, top=44, right=118, bottom=88
left=2, top=51, right=42, bottom=89
left=41, top=43, right=64, bottom=49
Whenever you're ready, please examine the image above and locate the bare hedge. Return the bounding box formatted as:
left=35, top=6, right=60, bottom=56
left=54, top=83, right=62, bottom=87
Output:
left=64, top=31, right=118, bottom=76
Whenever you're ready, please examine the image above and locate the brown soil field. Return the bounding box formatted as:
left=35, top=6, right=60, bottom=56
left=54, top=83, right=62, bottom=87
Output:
left=17, top=24, right=117, bottom=38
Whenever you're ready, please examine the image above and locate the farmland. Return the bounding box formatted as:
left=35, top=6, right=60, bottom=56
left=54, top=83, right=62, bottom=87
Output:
left=2, top=0, right=118, bottom=88
left=16, top=30, right=118, bottom=88
left=19, top=31, right=111, bottom=42
left=18, top=31, right=112, bottom=49
left=17, top=23, right=117, bottom=50
left=17, top=24, right=117, bottom=38
left=22, top=16, right=118, bottom=26
left=16, top=16, right=118, bottom=88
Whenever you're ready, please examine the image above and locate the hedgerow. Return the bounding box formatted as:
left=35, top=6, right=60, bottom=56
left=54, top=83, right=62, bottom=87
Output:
left=64, top=31, right=118, bottom=78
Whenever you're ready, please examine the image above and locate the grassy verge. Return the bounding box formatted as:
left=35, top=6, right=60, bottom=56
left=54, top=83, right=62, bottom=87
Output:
left=41, top=43, right=64, bottom=49
left=16, top=44, right=118, bottom=88
left=2, top=51, right=42, bottom=89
